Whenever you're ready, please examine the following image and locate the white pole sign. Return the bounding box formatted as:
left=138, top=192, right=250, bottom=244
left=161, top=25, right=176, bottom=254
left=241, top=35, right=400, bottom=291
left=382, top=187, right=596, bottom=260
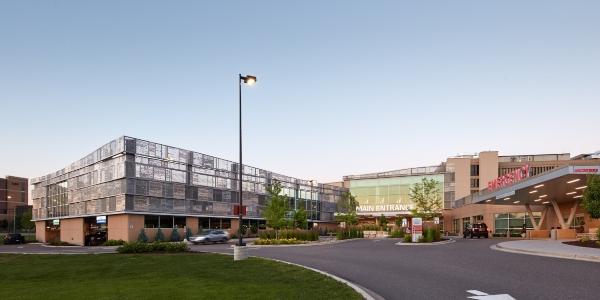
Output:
left=412, top=217, right=423, bottom=242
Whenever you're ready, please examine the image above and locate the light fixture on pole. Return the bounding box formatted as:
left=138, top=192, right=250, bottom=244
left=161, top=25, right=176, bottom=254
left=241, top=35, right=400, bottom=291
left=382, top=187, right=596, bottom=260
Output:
left=237, top=74, right=257, bottom=248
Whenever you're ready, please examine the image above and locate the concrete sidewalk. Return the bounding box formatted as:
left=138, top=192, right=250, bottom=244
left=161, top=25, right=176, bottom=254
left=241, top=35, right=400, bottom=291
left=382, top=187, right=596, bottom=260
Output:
left=493, top=239, right=600, bottom=262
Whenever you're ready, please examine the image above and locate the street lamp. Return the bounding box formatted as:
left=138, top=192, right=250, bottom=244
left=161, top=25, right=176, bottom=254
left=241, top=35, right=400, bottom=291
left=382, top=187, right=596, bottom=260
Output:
left=237, top=74, right=257, bottom=247
left=7, top=195, right=16, bottom=233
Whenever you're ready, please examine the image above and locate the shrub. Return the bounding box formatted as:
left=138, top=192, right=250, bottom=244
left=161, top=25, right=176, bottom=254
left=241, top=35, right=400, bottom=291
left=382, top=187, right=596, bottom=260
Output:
left=336, top=226, right=363, bottom=240
left=137, top=229, right=148, bottom=243
left=403, top=235, right=412, bottom=243
left=250, top=224, right=258, bottom=235
left=390, top=230, right=405, bottom=238
left=185, top=227, right=192, bottom=240
left=254, top=238, right=306, bottom=245
left=258, top=229, right=319, bottom=241
left=117, top=242, right=188, bottom=254
left=155, top=228, right=165, bottom=242
left=360, top=224, right=380, bottom=231
left=171, top=228, right=180, bottom=242
left=103, top=240, right=126, bottom=246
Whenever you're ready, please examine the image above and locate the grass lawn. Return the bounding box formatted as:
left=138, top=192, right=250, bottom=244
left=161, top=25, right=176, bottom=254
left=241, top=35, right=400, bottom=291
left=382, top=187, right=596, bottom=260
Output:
left=0, top=253, right=362, bottom=300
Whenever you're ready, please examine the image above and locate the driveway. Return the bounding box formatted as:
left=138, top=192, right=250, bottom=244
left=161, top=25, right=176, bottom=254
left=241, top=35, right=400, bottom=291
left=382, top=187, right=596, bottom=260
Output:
left=243, top=238, right=600, bottom=300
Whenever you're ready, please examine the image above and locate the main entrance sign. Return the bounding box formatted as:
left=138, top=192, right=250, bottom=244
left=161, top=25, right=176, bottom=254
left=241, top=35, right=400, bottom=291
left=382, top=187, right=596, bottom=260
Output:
left=488, top=165, right=529, bottom=192
left=356, top=204, right=413, bottom=214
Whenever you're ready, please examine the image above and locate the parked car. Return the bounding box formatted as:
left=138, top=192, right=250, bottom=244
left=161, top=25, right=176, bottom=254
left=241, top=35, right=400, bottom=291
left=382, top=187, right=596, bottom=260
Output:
left=85, top=232, right=107, bottom=246
left=463, top=223, right=489, bottom=238
left=3, top=233, right=26, bottom=244
left=189, top=230, right=229, bottom=245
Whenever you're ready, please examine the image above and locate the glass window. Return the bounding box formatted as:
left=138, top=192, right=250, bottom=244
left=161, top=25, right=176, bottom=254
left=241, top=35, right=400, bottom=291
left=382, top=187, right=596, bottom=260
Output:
left=144, top=215, right=159, bottom=228
left=160, top=215, right=173, bottom=228
left=174, top=216, right=186, bottom=228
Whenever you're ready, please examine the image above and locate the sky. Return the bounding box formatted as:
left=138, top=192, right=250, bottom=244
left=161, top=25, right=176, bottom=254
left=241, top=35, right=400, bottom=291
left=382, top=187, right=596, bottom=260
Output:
left=1, top=1, right=599, bottom=185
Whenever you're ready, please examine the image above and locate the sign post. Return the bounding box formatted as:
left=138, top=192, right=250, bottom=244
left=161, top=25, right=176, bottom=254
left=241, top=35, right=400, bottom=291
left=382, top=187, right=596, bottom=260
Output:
left=412, top=217, right=422, bottom=243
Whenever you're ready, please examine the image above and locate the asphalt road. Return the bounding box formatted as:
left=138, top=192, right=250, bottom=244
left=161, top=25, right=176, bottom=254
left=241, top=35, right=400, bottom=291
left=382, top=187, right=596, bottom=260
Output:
left=3, top=239, right=600, bottom=299
left=196, top=238, right=600, bottom=300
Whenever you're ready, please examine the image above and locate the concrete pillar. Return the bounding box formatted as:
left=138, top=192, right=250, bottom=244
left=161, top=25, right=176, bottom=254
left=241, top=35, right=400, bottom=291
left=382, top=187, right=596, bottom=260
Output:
left=186, top=217, right=199, bottom=235
left=60, top=218, right=85, bottom=246
left=108, top=215, right=129, bottom=242
left=550, top=199, right=581, bottom=229
left=550, top=199, right=568, bottom=229
left=35, top=221, right=47, bottom=243
left=230, top=219, right=240, bottom=235
left=525, top=203, right=540, bottom=230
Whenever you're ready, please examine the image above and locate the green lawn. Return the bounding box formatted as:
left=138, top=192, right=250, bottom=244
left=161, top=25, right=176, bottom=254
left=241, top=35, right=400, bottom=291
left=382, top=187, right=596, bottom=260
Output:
left=0, top=253, right=362, bottom=300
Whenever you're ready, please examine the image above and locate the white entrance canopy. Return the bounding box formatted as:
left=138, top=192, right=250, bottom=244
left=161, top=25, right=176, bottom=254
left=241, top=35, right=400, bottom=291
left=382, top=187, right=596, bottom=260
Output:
left=474, top=165, right=600, bottom=206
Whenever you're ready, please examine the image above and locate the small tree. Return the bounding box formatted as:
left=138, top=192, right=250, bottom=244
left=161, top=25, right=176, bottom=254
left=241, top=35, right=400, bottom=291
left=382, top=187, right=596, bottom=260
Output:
left=264, top=180, right=289, bottom=239
left=378, top=214, right=388, bottom=231
left=293, top=206, right=308, bottom=229
left=137, top=229, right=148, bottom=243
left=20, top=211, right=35, bottom=232
left=171, top=228, right=180, bottom=242
left=336, top=191, right=359, bottom=226
left=409, top=178, right=443, bottom=220
left=155, top=228, right=165, bottom=242
left=185, top=227, right=193, bottom=240
left=582, top=175, right=600, bottom=218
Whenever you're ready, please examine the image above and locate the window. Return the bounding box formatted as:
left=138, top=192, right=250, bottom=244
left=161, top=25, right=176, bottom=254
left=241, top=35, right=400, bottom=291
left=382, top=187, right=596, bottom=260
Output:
left=494, top=212, right=541, bottom=236
left=160, top=215, right=173, bottom=228
left=144, top=215, right=159, bottom=228
left=470, top=165, right=479, bottom=176
left=174, top=216, right=186, bottom=228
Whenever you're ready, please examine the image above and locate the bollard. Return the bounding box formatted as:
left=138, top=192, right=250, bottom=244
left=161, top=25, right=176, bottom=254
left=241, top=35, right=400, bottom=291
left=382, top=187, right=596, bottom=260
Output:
left=234, top=245, right=248, bottom=261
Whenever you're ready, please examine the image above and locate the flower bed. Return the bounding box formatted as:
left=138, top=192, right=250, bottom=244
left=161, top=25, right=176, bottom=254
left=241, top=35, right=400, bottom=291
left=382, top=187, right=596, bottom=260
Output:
left=116, top=242, right=189, bottom=253
left=253, top=238, right=307, bottom=245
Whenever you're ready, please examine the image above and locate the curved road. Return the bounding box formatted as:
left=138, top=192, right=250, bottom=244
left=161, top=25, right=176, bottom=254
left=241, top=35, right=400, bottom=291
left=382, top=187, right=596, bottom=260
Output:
left=216, top=238, right=599, bottom=300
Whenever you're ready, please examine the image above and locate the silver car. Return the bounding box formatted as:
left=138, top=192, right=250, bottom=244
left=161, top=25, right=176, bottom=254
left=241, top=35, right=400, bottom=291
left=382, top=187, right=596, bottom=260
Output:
left=189, top=230, right=230, bottom=245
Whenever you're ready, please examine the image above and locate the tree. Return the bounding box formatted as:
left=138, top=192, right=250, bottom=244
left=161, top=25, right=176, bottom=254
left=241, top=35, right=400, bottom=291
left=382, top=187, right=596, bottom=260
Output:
left=378, top=214, right=388, bottom=230
left=155, top=228, right=165, bottom=242
left=293, top=206, right=308, bottom=229
left=264, top=180, right=289, bottom=239
left=171, top=228, right=180, bottom=242
left=20, top=211, right=35, bottom=232
left=409, top=178, right=442, bottom=220
left=582, top=175, right=600, bottom=218
left=137, top=229, right=148, bottom=243
left=335, top=191, right=359, bottom=226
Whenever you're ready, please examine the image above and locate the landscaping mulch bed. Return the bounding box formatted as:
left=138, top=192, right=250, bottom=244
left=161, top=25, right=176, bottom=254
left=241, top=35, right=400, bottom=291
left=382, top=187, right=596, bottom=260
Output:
left=563, top=240, right=600, bottom=249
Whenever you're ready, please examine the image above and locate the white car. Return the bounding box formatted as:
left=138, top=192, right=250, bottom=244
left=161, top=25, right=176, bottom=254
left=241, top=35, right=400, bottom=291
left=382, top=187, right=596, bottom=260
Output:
left=189, top=230, right=230, bottom=245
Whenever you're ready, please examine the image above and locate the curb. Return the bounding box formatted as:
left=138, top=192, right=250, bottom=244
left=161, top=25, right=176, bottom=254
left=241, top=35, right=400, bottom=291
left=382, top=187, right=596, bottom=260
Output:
left=266, top=257, right=383, bottom=300
left=395, top=239, right=455, bottom=246
left=246, top=238, right=360, bottom=248
left=40, top=244, right=83, bottom=248
left=491, top=243, right=600, bottom=263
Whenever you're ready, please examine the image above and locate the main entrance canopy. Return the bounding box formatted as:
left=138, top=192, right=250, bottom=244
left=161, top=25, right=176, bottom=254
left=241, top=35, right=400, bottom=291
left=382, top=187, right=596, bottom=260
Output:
left=472, top=164, right=599, bottom=237
left=474, top=165, right=600, bottom=206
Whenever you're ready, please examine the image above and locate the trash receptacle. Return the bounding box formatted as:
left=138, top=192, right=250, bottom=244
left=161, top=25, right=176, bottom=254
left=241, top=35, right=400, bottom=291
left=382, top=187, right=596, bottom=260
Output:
left=550, top=229, right=557, bottom=240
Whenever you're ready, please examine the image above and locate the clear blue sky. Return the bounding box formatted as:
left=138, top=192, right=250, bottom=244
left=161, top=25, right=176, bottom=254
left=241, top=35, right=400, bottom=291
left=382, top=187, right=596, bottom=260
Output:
left=1, top=1, right=599, bottom=183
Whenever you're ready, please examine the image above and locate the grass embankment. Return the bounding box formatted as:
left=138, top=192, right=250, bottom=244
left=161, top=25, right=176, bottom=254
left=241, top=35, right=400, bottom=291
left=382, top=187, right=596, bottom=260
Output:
left=0, top=253, right=362, bottom=300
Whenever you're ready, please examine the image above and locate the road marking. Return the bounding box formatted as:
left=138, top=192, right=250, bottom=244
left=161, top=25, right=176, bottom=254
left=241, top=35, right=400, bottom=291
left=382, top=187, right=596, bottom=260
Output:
left=467, top=290, right=515, bottom=300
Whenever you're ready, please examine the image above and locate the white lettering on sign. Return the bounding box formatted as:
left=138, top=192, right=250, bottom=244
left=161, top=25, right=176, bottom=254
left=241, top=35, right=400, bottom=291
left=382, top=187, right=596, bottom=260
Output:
left=356, top=204, right=414, bottom=213
left=466, top=290, right=515, bottom=300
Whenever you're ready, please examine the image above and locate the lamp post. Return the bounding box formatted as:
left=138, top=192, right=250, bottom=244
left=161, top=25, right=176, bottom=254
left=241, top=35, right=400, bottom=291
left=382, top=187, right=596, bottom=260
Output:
left=237, top=74, right=256, bottom=247
left=7, top=195, right=16, bottom=233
